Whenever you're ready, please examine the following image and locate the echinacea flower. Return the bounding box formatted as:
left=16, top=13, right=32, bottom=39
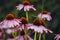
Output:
left=19, top=17, right=32, bottom=31
left=16, top=0, right=36, bottom=11
left=38, top=11, right=52, bottom=21
left=28, top=18, right=53, bottom=33
left=54, top=34, right=60, bottom=40
left=0, top=14, right=21, bottom=29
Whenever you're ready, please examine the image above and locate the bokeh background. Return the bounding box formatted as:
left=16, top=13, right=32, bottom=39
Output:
left=0, top=0, right=60, bottom=40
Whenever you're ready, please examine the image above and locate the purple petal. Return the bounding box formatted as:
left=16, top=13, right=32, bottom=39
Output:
left=24, top=6, right=27, bottom=11
left=16, top=4, right=24, bottom=10
left=30, top=6, right=36, bottom=11
left=16, top=35, right=24, bottom=40
left=24, top=5, right=36, bottom=11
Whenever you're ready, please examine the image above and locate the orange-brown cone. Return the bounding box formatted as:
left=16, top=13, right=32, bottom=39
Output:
left=20, top=17, right=28, bottom=24
left=42, top=11, right=48, bottom=14
left=6, top=14, right=14, bottom=20
left=23, top=0, right=30, bottom=5
left=33, top=18, right=46, bottom=26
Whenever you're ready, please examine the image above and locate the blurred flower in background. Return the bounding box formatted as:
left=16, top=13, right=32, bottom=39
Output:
left=38, top=11, right=52, bottom=21
left=28, top=18, right=53, bottom=33
left=19, top=17, right=32, bottom=31
left=16, top=0, right=36, bottom=11
left=54, top=34, right=60, bottom=40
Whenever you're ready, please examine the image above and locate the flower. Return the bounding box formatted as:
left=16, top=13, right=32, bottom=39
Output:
left=38, top=11, right=52, bottom=21
left=28, top=18, right=53, bottom=33
left=16, top=0, right=36, bottom=11
left=19, top=17, right=32, bottom=31
left=0, top=14, right=21, bottom=29
left=54, top=34, right=60, bottom=40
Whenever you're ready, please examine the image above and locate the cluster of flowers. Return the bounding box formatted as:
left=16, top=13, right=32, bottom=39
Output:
left=0, top=0, right=60, bottom=40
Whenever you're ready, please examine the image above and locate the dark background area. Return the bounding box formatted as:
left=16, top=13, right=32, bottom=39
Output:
left=0, top=0, right=60, bottom=40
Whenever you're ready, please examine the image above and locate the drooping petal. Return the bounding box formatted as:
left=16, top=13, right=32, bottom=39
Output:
left=38, top=13, right=42, bottom=18
left=7, top=20, right=14, bottom=28
left=16, top=4, right=24, bottom=10
left=38, top=13, right=52, bottom=21
left=54, top=34, right=60, bottom=40
left=42, top=26, right=48, bottom=33
left=25, top=5, right=30, bottom=11
left=27, top=5, right=36, bottom=11
left=46, top=15, right=52, bottom=21
left=24, top=5, right=36, bottom=11
left=24, top=6, right=27, bottom=11
left=28, top=25, right=35, bottom=30
left=2, top=20, right=9, bottom=28
left=19, top=24, right=24, bottom=31
left=14, top=19, right=21, bottom=23
left=48, top=29, right=53, bottom=33
left=12, top=20, right=19, bottom=26
left=38, top=26, right=44, bottom=33
left=30, top=6, right=36, bottom=11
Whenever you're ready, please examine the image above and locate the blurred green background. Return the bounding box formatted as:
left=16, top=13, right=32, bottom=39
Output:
left=0, top=0, right=60, bottom=40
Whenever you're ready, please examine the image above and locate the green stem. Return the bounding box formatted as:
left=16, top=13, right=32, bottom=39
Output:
left=12, top=32, right=16, bottom=40
left=24, top=28, right=27, bottom=35
left=26, top=11, right=28, bottom=21
left=39, top=33, right=41, bottom=40
left=24, top=28, right=27, bottom=40
left=42, top=0, right=45, bottom=12
left=43, top=34, right=45, bottom=40
left=34, top=32, right=37, bottom=40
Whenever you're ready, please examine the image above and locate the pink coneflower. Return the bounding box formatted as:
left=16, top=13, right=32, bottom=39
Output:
left=38, top=11, right=52, bottom=21
left=19, top=17, right=32, bottom=31
left=16, top=0, right=36, bottom=11
left=0, top=14, right=21, bottom=29
left=54, top=34, right=60, bottom=40
left=28, top=18, right=53, bottom=33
